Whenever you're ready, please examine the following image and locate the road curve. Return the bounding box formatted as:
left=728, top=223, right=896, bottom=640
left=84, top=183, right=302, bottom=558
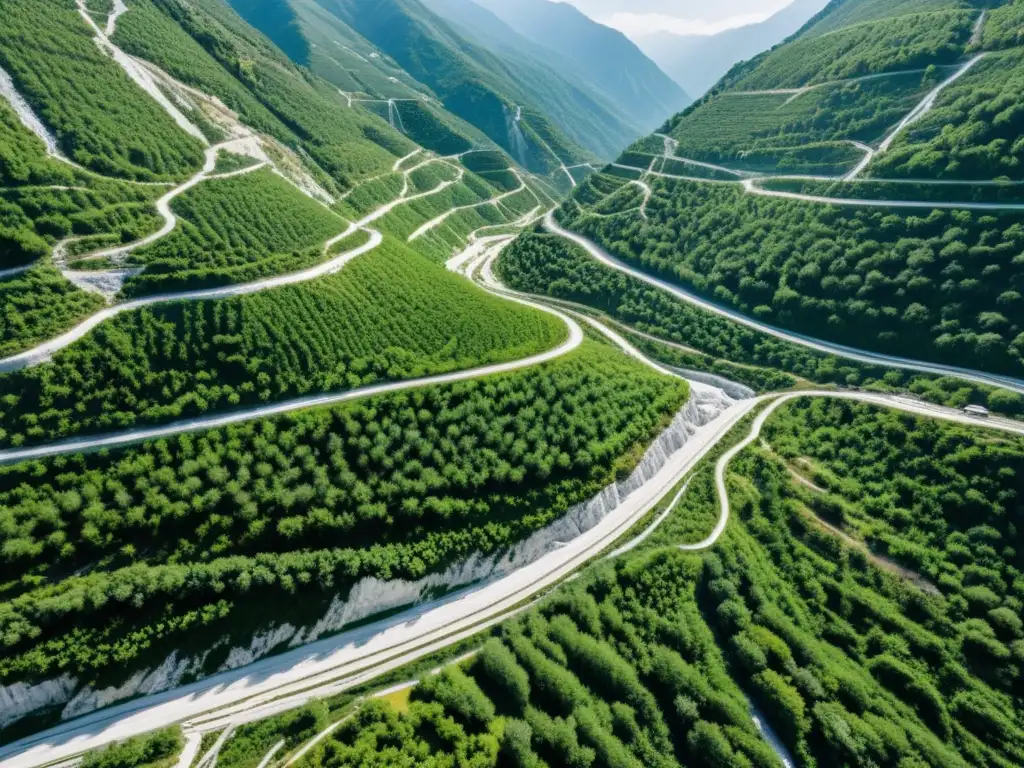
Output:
left=0, top=284, right=581, bottom=464
left=0, top=229, right=382, bottom=375
left=0, top=303, right=751, bottom=768
left=693, top=389, right=1024, bottom=551
left=543, top=211, right=1024, bottom=394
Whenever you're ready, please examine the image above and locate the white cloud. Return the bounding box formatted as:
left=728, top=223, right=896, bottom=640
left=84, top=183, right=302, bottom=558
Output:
left=601, top=11, right=775, bottom=37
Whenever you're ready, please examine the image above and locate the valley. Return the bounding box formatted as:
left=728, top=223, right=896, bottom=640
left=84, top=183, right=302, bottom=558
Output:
left=2, top=0, right=1024, bottom=767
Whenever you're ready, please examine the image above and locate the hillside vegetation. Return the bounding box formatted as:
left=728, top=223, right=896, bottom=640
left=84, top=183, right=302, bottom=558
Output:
left=303, top=394, right=1024, bottom=767
left=0, top=342, right=688, bottom=687
left=123, top=168, right=347, bottom=295
left=0, top=0, right=206, bottom=180
left=498, top=231, right=1024, bottom=411
left=0, top=242, right=566, bottom=447
left=559, top=176, right=1024, bottom=377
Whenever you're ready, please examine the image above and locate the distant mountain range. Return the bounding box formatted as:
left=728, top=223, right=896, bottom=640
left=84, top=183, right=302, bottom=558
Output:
left=227, top=0, right=687, bottom=172
left=636, top=0, right=830, bottom=98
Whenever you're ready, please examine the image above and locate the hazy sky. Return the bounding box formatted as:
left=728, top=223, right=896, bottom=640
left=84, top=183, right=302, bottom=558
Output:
left=558, top=0, right=795, bottom=37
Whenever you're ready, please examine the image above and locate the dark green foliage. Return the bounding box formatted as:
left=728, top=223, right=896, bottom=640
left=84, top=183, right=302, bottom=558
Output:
left=0, top=241, right=565, bottom=447
left=983, top=0, right=1024, bottom=50
left=0, top=342, right=688, bottom=685
left=310, top=549, right=780, bottom=767
left=474, top=639, right=531, bottom=715
left=218, top=702, right=328, bottom=768
left=559, top=175, right=1024, bottom=377
left=0, top=0, right=205, bottom=180
left=414, top=666, right=497, bottom=729
left=692, top=397, right=1024, bottom=766
left=0, top=265, right=104, bottom=357
left=81, top=727, right=183, bottom=768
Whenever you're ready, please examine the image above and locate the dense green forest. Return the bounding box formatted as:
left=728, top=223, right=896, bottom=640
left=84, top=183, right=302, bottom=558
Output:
left=303, top=551, right=782, bottom=768
left=498, top=231, right=1024, bottom=412
left=0, top=265, right=104, bottom=357
left=982, top=0, right=1024, bottom=50
left=123, top=168, right=346, bottom=295
left=0, top=242, right=566, bottom=447
left=871, top=48, right=1024, bottom=180
left=297, top=395, right=1024, bottom=767
left=0, top=0, right=206, bottom=180
left=559, top=175, right=1024, bottom=377
left=0, top=341, right=688, bottom=685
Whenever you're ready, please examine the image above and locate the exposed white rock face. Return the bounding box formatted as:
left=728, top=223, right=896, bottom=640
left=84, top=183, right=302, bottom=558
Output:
left=61, top=652, right=205, bottom=721
left=218, top=624, right=298, bottom=673
left=0, top=65, right=66, bottom=160
left=7, top=385, right=734, bottom=724
left=0, top=676, right=77, bottom=729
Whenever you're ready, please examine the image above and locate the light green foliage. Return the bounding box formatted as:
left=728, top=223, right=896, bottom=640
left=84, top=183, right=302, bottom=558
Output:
left=0, top=342, right=688, bottom=685
left=560, top=176, right=1024, bottom=376
left=872, top=48, right=1024, bottom=180
left=0, top=241, right=566, bottom=446
left=983, top=0, right=1024, bottom=50
left=666, top=72, right=933, bottom=161
left=727, top=10, right=975, bottom=90
left=0, top=0, right=205, bottom=180
left=123, top=168, right=346, bottom=295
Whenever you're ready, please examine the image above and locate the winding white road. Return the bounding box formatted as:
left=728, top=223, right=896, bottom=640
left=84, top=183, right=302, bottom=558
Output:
left=543, top=211, right=1024, bottom=394
left=695, top=389, right=1024, bottom=551
left=877, top=54, right=984, bottom=153
left=0, top=269, right=752, bottom=768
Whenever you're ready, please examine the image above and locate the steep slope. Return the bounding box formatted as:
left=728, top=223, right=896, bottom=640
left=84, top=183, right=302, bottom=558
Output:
left=542, top=0, right=1024, bottom=381
left=466, top=0, right=690, bottom=132
left=638, top=0, right=829, bottom=98
left=264, top=0, right=635, bottom=171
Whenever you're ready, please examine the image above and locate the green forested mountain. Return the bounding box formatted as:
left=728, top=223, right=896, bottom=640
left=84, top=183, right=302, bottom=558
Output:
left=558, top=0, right=1024, bottom=380
left=228, top=0, right=644, bottom=172
left=450, top=0, right=690, bottom=132
left=8, top=0, right=1024, bottom=763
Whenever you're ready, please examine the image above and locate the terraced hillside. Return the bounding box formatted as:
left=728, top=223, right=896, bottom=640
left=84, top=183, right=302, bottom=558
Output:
left=7, top=0, right=1024, bottom=766
left=0, top=0, right=710, bottom=749
left=547, top=0, right=1024, bottom=383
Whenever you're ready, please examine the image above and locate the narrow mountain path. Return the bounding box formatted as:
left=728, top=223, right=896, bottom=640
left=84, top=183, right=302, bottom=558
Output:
left=407, top=169, right=535, bottom=241
left=75, top=0, right=207, bottom=143
left=693, top=389, right=1024, bottom=553
left=877, top=53, right=984, bottom=153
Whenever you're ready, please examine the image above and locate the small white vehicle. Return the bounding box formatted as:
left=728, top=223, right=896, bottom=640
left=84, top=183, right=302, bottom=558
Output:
left=963, top=404, right=990, bottom=418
